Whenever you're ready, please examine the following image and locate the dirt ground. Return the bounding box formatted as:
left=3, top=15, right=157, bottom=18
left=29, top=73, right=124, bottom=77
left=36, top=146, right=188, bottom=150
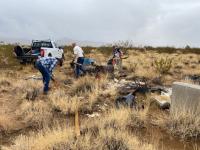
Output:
left=0, top=48, right=200, bottom=150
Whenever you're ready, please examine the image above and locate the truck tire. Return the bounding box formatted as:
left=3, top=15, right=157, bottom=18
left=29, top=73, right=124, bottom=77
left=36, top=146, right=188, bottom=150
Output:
left=14, top=45, right=25, bottom=57
left=48, top=53, right=52, bottom=57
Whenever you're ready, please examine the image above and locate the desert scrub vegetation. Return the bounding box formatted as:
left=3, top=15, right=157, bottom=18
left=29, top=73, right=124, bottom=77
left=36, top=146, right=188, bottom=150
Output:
left=6, top=108, right=155, bottom=150
left=50, top=75, right=109, bottom=114
left=70, top=75, right=108, bottom=96
left=49, top=90, right=82, bottom=114
left=167, top=107, right=200, bottom=139
left=125, top=60, right=138, bottom=73
left=63, top=43, right=200, bottom=57
left=15, top=100, right=53, bottom=128
left=153, top=57, right=173, bottom=75
left=0, top=45, right=19, bottom=67
left=1, top=45, right=200, bottom=149
left=0, top=72, right=53, bottom=130
left=6, top=127, right=154, bottom=150
left=0, top=112, right=19, bottom=132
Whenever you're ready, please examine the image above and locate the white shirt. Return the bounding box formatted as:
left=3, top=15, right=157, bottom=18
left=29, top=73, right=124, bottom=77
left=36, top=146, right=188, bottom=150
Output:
left=73, top=46, right=84, bottom=58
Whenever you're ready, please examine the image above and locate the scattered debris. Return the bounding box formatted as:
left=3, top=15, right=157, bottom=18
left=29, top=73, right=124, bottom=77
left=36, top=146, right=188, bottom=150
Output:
left=185, top=75, right=200, bottom=84
left=151, top=77, right=163, bottom=85
left=161, top=88, right=172, bottom=97
left=24, top=75, right=42, bottom=80
left=26, top=88, right=40, bottom=101
left=115, top=93, right=136, bottom=109
left=95, top=65, right=114, bottom=74
left=150, top=98, right=171, bottom=110
left=86, top=113, right=100, bottom=118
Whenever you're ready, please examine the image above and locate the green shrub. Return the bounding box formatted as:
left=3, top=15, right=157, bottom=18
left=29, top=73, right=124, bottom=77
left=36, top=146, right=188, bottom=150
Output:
left=153, top=57, right=173, bottom=75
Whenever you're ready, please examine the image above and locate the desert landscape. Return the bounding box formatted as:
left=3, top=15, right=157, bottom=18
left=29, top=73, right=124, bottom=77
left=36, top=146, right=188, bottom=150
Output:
left=0, top=44, right=200, bottom=150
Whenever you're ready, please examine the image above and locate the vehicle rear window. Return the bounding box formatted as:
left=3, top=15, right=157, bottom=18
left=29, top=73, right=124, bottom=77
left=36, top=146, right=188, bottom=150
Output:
left=32, top=42, right=53, bottom=48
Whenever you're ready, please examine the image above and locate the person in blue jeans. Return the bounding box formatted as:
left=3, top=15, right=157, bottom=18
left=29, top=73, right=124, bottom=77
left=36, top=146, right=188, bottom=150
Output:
left=72, top=43, right=85, bottom=78
left=35, top=55, right=61, bottom=94
left=76, top=57, right=85, bottom=77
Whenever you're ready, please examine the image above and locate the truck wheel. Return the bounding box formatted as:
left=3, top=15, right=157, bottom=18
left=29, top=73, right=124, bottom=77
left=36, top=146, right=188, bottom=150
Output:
left=14, top=45, right=25, bottom=57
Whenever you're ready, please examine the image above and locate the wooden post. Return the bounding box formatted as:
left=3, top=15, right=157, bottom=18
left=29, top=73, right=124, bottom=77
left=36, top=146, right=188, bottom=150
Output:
left=75, top=110, right=80, bottom=136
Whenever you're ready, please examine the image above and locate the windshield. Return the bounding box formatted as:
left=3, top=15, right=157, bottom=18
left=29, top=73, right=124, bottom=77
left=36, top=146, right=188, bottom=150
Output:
left=32, top=42, right=53, bottom=49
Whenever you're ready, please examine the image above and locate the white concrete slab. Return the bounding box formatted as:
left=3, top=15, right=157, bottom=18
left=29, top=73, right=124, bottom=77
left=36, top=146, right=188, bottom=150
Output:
left=171, top=82, right=200, bottom=115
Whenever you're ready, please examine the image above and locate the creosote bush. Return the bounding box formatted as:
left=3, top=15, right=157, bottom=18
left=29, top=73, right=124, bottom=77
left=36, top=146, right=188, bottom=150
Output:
left=153, top=57, right=173, bottom=75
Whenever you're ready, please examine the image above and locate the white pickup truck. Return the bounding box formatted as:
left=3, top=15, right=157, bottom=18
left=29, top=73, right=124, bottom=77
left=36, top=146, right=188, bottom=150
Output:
left=14, top=40, right=64, bottom=64
left=31, top=40, right=64, bottom=59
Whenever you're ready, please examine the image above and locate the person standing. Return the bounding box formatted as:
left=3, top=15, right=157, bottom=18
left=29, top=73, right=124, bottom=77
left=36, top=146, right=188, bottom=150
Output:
left=72, top=43, right=85, bottom=78
left=35, top=54, right=61, bottom=94
left=112, top=46, right=123, bottom=71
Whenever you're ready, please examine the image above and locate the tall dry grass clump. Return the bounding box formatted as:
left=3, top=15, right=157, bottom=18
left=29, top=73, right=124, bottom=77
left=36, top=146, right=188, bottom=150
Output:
left=15, top=100, right=53, bottom=128
left=50, top=75, right=108, bottom=114
left=49, top=89, right=81, bottom=114
left=0, top=113, right=17, bottom=132
left=4, top=126, right=74, bottom=150
left=167, top=104, right=200, bottom=139
left=6, top=108, right=155, bottom=150
left=70, top=75, right=107, bottom=95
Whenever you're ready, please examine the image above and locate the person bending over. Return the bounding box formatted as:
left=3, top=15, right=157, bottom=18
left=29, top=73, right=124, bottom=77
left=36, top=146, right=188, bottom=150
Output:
left=35, top=54, right=61, bottom=94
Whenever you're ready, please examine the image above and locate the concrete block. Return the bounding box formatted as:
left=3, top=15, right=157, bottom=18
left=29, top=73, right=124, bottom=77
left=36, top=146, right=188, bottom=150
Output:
left=171, top=82, right=200, bottom=115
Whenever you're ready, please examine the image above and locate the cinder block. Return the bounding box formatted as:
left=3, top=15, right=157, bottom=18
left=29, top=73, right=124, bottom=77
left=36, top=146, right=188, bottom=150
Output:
left=171, top=82, right=200, bottom=115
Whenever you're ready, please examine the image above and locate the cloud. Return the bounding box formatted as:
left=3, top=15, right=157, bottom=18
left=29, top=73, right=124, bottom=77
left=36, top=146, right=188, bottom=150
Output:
left=0, top=0, right=200, bottom=46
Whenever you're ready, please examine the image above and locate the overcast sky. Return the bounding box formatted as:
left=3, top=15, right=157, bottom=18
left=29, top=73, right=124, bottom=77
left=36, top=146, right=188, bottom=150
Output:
left=0, top=0, right=200, bottom=46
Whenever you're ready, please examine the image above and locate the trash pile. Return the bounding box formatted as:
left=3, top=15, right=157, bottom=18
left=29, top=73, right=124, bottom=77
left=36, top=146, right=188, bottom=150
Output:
left=113, top=78, right=172, bottom=110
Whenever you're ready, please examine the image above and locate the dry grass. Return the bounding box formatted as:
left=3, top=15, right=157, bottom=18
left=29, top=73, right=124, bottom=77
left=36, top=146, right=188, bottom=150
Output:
left=0, top=113, right=17, bottom=132
left=50, top=75, right=109, bottom=114
left=1, top=48, right=200, bottom=149
left=5, top=108, right=155, bottom=150
left=123, top=50, right=200, bottom=86
left=15, top=100, right=53, bottom=128
left=49, top=90, right=82, bottom=114
left=3, top=126, right=74, bottom=150
left=70, top=75, right=107, bottom=95
left=167, top=105, right=200, bottom=139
